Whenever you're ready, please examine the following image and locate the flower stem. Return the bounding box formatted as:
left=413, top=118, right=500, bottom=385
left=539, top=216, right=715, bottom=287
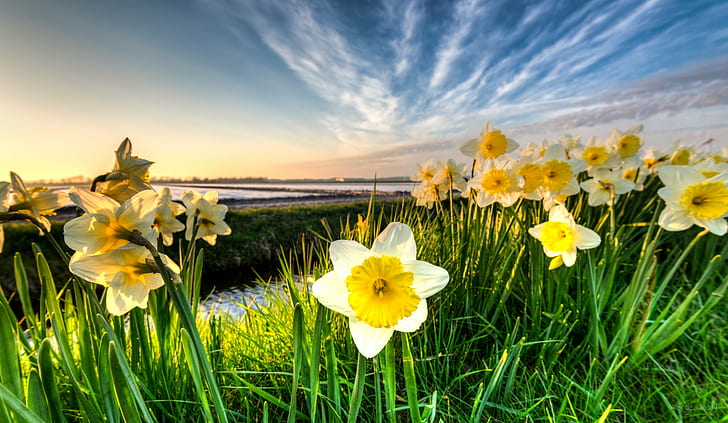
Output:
left=347, top=353, right=367, bottom=423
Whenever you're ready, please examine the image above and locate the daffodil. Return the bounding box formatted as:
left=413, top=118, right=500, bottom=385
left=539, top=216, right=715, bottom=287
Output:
left=8, top=172, right=69, bottom=232
left=606, top=125, right=644, bottom=167
left=432, top=159, right=468, bottom=193
left=0, top=181, right=9, bottom=252
left=182, top=190, right=231, bottom=245
left=621, top=167, right=648, bottom=191
left=557, top=133, right=583, bottom=158
left=467, top=158, right=523, bottom=207
left=571, top=136, right=619, bottom=174
left=311, top=222, right=449, bottom=358
left=580, top=168, right=635, bottom=206
left=657, top=165, right=728, bottom=235
left=154, top=187, right=185, bottom=246
left=64, top=188, right=159, bottom=255
left=69, top=246, right=179, bottom=315
left=96, top=138, right=155, bottom=202
left=411, top=159, right=440, bottom=184
left=528, top=205, right=601, bottom=267
left=536, top=144, right=586, bottom=208
left=460, top=121, right=519, bottom=163
left=411, top=181, right=447, bottom=209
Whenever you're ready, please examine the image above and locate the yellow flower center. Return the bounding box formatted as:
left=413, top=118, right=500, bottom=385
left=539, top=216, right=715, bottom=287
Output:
left=701, top=170, right=719, bottom=179
left=422, top=170, right=435, bottom=180
left=346, top=255, right=420, bottom=328
left=622, top=168, right=637, bottom=182
left=618, top=134, right=641, bottom=158
left=479, top=130, right=508, bottom=159
left=679, top=181, right=728, bottom=220
left=671, top=149, right=691, bottom=166
left=518, top=164, right=544, bottom=193
left=582, top=146, right=609, bottom=166
left=540, top=221, right=575, bottom=252
left=480, top=169, right=512, bottom=195
left=542, top=160, right=573, bottom=191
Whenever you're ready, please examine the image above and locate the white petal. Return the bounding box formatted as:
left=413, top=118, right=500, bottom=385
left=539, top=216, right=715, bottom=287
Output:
left=562, top=250, right=577, bottom=267
left=118, top=190, right=158, bottom=230
left=69, top=252, right=118, bottom=285
left=69, top=187, right=119, bottom=214
left=657, top=187, right=681, bottom=207
left=371, top=223, right=416, bottom=260
left=576, top=226, right=601, bottom=249
left=329, top=240, right=374, bottom=277
left=459, top=138, right=480, bottom=158
left=311, top=271, right=354, bottom=316
left=695, top=217, right=727, bottom=235
left=349, top=317, right=394, bottom=358
left=403, top=260, right=449, bottom=298
left=142, top=273, right=165, bottom=291
left=393, top=300, right=428, bottom=332
left=658, top=166, right=703, bottom=187
left=63, top=214, right=109, bottom=254
left=658, top=207, right=693, bottom=231
left=528, top=223, right=544, bottom=239
left=549, top=204, right=572, bottom=223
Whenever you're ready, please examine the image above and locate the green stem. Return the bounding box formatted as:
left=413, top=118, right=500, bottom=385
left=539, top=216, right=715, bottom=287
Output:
left=401, top=332, right=421, bottom=423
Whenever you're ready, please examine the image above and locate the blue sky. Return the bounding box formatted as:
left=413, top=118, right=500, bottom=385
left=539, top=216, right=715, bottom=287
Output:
left=1, top=0, right=727, bottom=180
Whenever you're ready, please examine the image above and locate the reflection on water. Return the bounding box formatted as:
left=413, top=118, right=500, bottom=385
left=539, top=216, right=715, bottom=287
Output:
left=198, top=278, right=309, bottom=319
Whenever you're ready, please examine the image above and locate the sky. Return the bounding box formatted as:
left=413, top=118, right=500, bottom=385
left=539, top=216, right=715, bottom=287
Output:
left=1, top=0, right=727, bottom=181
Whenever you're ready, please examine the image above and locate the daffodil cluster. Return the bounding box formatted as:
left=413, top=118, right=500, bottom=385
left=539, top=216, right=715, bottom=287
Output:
left=412, top=121, right=728, bottom=265
left=59, top=139, right=232, bottom=315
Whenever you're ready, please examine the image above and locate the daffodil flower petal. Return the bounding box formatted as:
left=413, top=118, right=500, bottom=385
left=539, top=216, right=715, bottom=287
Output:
left=392, top=300, right=428, bottom=332
left=371, top=222, right=417, bottom=260
left=69, top=187, right=119, bottom=214
left=658, top=207, right=694, bottom=231
left=329, top=240, right=375, bottom=276
left=64, top=214, right=110, bottom=254
left=311, top=271, right=354, bottom=316
left=576, top=227, right=601, bottom=249
left=403, top=260, right=449, bottom=298
left=349, top=317, right=395, bottom=358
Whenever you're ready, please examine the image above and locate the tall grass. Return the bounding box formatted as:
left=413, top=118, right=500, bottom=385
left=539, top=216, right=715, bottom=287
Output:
left=0, top=184, right=726, bottom=422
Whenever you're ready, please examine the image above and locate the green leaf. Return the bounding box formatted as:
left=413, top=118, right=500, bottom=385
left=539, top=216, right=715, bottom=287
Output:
left=25, top=369, right=51, bottom=422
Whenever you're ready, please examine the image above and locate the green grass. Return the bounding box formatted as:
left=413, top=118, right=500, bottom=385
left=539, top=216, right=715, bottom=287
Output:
left=0, top=186, right=726, bottom=422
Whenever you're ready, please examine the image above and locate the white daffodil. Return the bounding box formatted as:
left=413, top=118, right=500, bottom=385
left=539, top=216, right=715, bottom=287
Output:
left=528, top=205, right=601, bottom=267
left=311, top=223, right=449, bottom=358
left=467, top=158, right=523, bottom=207
left=571, top=136, right=620, bottom=174
left=182, top=190, right=231, bottom=245
left=606, top=125, right=644, bottom=168
left=69, top=246, right=179, bottom=315
left=657, top=165, right=728, bottom=235
left=411, top=159, right=441, bottom=184
left=64, top=188, right=159, bottom=255
left=557, top=133, right=583, bottom=158
left=8, top=172, right=69, bottom=232
left=536, top=144, right=586, bottom=209
left=411, top=182, right=447, bottom=209
left=580, top=168, right=635, bottom=206
left=96, top=138, right=155, bottom=202
left=0, top=181, right=9, bottom=252
left=154, top=187, right=185, bottom=246
left=512, top=157, right=544, bottom=201
left=432, top=159, right=468, bottom=193
left=460, top=121, right=519, bottom=163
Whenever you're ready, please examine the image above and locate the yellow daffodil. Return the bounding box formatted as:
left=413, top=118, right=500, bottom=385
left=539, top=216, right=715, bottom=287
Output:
left=580, top=168, right=635, bottom=206
left=8, top=172, right=69, bottom=232
left=657, top=165, right=728, bottom=235
left=154, top=187, right=185, bottom=246
left=571, top=136, right=619, bottom=174
left=411, top=159, right=440, bottom=184
left=606, top=125, right=644, bottom=167
left=69, top=246, right=179, bottom=315
left=460, top=121, right=519, bottom=162
left=528, top=205, right=601, bottom=267
left=64, top=188, right=159, bottom=255
left=96, top=138, right=155, bottom=202
left=182, top=190, right=232, bottom=245
left=0, top=181, right=9, bottom=252
left=467, top=158, right=523, bottom=207
left=311, top=222, right=449, bottom=358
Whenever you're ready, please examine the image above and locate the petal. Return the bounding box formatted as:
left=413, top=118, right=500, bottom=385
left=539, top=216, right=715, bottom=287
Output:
left=142, top=273, right=165, bottom=291
left=9, top=172, right=29, bottom=198
left=695, top=217, right=727, bottom=235
left=459, top=138, right=480, bottom=158
left=69, top=187, right=120, bottom=214
left=69, top=252, right=118, bottom=285
left=562, top=250, right=577, bottom=267
left=311, top=271, right=354, bottom=316
left=393, top=299, right=428, bottom=332
left=64, top=214, right=110, bottom=254
left=657, top=187, right=681, bottom=206
left=528, top=223, right=544, bottom=239
left=658, top=166, right=703, bottom=187
left=371, top=223, right=417, bottom=260
left=106, top=273, right=148, bottom=315
left=658, top=207, right=693, bottom=231
left=403, top=260, right=449, bottom=298
left=549, top=204, right=572, bottom=223
left=329, top=240, right=374, bottom=277
left=349, top=317, right=394, bottom=358
left=117, top=190, right=159, bottom=230
left=576, top=226, right=601, bottom=249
